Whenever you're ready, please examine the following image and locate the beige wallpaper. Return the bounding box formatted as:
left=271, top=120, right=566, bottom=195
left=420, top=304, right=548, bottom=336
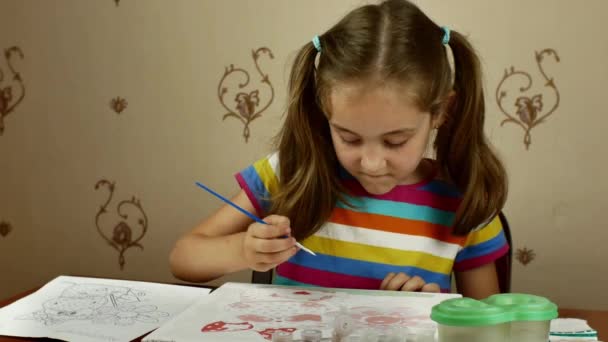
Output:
left=0, top=0, right=606, bottom=310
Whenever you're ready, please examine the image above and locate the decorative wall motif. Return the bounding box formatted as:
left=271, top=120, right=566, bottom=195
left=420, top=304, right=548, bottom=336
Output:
left=218, top=47, right=275, bottom=142
left=0, top=46, right=25, bottom=136
left=496, top=49, right=561, bottom=149
left=110, top=97, right=128, bottom=114
left=0, top=220, right=12, bottom=237
left=516, top=247, right=536, bottom=266
left=95, top=180, right=148, bottom=270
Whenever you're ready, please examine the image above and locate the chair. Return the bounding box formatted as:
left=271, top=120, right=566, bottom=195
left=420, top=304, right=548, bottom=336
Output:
left=251, top=268, right=273, bottom=284
left=251, top=211, right=514, bottom=292
left=496, top=211, right=513, bottom=293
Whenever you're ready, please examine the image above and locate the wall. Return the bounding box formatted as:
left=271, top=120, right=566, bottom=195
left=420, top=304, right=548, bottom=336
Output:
left=1, top=0, right=606, bottom=310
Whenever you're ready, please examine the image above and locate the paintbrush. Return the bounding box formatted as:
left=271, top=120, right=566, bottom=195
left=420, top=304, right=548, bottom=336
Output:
left=195, top=182, right=316, bottom=256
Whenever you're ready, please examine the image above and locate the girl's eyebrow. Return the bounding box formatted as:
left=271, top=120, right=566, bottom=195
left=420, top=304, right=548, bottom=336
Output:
left=330, top=123, right=416, bottom=136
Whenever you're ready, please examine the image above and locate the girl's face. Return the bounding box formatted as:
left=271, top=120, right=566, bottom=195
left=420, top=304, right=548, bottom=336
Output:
left=328, top=82, right=441, bottom=195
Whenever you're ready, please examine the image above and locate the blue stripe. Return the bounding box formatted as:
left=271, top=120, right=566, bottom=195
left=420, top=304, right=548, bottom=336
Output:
left=239, top=165, right=271, bottom=212
left=273, top=274, right=320, bottom=287
left=288, top=251, right=452, bottom=290
left=419, top=180, right=462, bottom=198
left=337, top=195, right=455, bottom=227
left=455, top=230, right=507, bottom=262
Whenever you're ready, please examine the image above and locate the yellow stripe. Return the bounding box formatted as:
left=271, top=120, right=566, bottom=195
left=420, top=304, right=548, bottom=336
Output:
left=254, top=158, right=279, bottom=196
left=465, top=216, right=503, bottom=246
left=302, top=235, right=454, bottom=275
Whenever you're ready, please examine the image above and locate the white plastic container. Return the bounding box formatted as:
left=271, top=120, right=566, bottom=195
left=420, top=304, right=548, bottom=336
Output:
left=511, top=320, right=551, bottom=342
left=431, top=297, right=510, bottom=342
left=436, top=322, right=510, bottom=342
left=484, top=294, right=557, bottom=342
left=431, top=294, right=558, bottom=342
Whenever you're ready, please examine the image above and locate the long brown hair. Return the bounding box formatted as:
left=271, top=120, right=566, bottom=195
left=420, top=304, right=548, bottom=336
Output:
left=270, top=0, right=507, bottom=239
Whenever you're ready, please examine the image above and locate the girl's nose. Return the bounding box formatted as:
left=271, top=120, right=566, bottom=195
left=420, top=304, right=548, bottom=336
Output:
left=360, top=146, right=387, bottom=173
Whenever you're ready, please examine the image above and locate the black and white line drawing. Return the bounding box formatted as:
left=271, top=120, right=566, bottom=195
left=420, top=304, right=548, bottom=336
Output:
left=17, top=283, right=168, bottom=326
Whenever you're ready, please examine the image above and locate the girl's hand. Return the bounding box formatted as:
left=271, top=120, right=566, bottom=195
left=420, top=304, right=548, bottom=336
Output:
left=241, top=215, right=298, bottom=272
left=380, top=272, right=441, bottom=293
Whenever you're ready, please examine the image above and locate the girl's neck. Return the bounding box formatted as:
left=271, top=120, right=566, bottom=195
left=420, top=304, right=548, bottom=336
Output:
left=397, top=158, right=437, bottom=187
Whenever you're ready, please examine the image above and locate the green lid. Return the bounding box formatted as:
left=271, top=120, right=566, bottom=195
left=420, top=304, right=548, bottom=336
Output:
left=431, top=298, right=511, bottom=327
left=482, top=293, right=558, bottom=321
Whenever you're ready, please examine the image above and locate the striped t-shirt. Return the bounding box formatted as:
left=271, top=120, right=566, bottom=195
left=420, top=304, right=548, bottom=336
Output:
left=236, top=153, right=509, bottom=292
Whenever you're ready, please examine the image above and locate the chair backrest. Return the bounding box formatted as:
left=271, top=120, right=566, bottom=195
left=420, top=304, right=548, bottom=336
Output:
left=496, top=211, right=513, bottom=293
left=251, top=269, right=273, bottom=284
left=252, top=211, right=514, bottom=292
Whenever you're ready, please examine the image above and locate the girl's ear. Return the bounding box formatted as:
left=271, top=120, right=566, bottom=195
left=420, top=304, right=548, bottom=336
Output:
left=432, top=90, right=456, bottom=129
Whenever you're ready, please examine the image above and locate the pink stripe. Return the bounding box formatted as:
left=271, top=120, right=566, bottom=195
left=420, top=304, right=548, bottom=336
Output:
left=235, top=173, right=264, bottom=217
left=342, top=179, right=460, bottom=212
left=453, top=244, right=510, bottom=272
left=278, top=263, right=452, bottom=292
left=277, top=262, right=383, bottom=290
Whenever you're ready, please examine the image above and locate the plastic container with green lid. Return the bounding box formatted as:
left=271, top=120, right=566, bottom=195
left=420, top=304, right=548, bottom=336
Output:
left=483, top=293, right=558, bottom=342
left=430, top=294, right=558, bottom=342
left=431, top=297, right=511, bottom=342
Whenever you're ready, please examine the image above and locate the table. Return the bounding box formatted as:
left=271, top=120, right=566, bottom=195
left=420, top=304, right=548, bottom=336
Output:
left=1, top=288, right=606, bottom=341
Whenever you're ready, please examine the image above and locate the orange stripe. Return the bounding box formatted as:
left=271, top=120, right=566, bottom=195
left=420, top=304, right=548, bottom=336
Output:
left=329, top=207, right=466, bottom=245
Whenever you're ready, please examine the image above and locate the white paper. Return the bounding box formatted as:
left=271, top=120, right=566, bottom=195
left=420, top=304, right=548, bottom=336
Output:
left=144, top=282, right=461, bottom=341
left=0, top=275, right=211, bottom=342
left=550, top=318, right=595, bottom=333
left=549, top=318, right=599, bottom=341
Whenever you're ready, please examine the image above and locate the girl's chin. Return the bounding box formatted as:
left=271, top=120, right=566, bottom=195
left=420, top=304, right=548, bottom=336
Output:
left=359, top=181, right=395, bottom=195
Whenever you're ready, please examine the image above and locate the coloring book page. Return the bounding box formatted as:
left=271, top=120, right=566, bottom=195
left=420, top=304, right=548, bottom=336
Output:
left=0, top=275, right=211, bottom=342
left=144, top=282, right=461, bottom=341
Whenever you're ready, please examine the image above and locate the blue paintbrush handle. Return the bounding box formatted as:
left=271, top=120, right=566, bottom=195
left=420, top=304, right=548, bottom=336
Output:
left=194, top=181, right=316, bottom=256
left=195, top=182, right=266, bottom=225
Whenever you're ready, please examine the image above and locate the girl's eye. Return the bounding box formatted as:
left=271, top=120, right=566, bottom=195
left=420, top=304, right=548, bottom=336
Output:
left=340, top=136, right=361, bottom=146
left=384, top=140, right=407, bottom=149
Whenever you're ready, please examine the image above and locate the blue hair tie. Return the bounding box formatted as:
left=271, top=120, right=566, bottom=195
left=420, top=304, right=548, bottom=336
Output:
left=312, top=35, right=322, bottom=52
left=441, top=26, right=451, bottom=45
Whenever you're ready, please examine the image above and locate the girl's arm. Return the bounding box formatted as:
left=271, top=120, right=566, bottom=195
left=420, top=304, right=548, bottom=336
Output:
left=169, top=190, right=254, bottom=283
left=169, top=190, right=295, bottom=283
left=454, top=262, right=500, bottom=299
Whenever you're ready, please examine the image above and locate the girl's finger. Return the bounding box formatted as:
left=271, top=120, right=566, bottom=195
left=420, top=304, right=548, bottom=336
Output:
left=384, top=272, right=411, bottom=291
left=421, top=282, right=441, bottom=293
left=400, top=276, right=425, bottom=292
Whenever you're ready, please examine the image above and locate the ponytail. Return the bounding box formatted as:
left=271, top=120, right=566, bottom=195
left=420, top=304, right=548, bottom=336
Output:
left=435, top=30, right=507, bottom=235
left=269, top=41, right=346, bottom=240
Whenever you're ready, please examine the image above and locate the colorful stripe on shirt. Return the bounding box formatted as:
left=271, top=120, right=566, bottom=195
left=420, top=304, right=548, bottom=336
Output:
left=236, top=153, right=509, bottom=291
left=235, top=154, right=279, bottom=216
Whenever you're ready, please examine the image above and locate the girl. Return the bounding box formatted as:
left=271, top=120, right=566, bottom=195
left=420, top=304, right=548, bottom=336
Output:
left=170, top=0, right=508, bottom=299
